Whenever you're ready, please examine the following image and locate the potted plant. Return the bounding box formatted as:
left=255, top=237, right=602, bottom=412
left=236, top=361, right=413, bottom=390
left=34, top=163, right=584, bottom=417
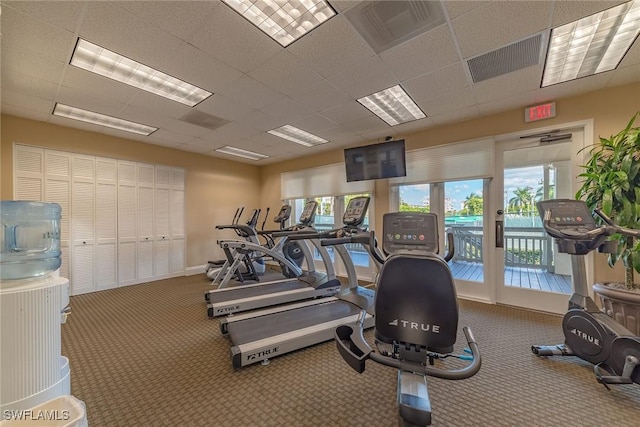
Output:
left=575, top=112, right=640, bottom=334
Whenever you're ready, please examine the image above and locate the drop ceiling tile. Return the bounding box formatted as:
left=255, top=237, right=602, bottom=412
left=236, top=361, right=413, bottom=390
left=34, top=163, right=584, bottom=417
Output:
left=80, top=2, right=184, bottom=69
left=472, top=65, right=543, bottom=104
left=619, top=40, right=640, bottom=67
left=62, top=67, right=137, bottom=105
left=403, top=62, right=470, bottom=101
left=379, top=24, right=459, bottom=81
left=179, top=137, right=220, bottom=154
left=154, top=117, right=212, bottom=138
left=237, top=110, right=287, bottom=132
left=163, top=44, right=243, bottom=94
left=1, top=6, right=76, bottom=60
left=429, top=105, right=480, bottom=126
left=451, top=1, right=551, bottom=58
left=328, top=55, right=399, bottom=99
left=385, top=117, right=434, bottom=135
left=0, top=104, right=50, bottom=122
left=126, top=91, right=192, bottom=120
left=537, top=71, right=617, bottom=101
left=550, top=1, right=628, bottom=27
left=145, top=128, right=194, bottom=145
left=288, top=15, right=375, bottom=78
left=216, top=75, right=286, bottom=110
left=4, top=1, right=85, bottom=32
left=319, top=102, right=372, bottom=125
left=206, top=122, right=262, bottom=143
left=99, top=127, right=148, bottom=142
left=187, top=4, right=282, bottom=73
left=443, top=1, right=492, bottom=20
left=249, top=51, right=324, bottom=98
left=290, top=114, right=340, bottom=135
left=477, top=92, right=531, bottom=116
left=341, top=115, right=389, bottom=134
left=289, top=80, right=352, bottom=113
left=319, top=126, right=366, bottom=146
left=116, top=0, right=221, bottom=41
left=417, top=87, right=476, bottom=117
left=2, top=46, right=67, bottom=86
left=55, top=86, right=127, bottom=117
left=196, top=94, right=254, bottom=122
left=142, top=137, right=183, bottom=149
left=1, top=88, right=53, bottom=114
left=609, top=64, right=640, bottom=87
left=1, top=68, right=60, bottom=102
left=328, top=1, right=362, bottom=13
left=259, top=97, right=314, bottom=124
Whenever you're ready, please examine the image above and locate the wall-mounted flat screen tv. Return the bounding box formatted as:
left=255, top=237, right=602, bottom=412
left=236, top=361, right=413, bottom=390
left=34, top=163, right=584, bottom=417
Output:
left=344, top=139, right=406, bottom=182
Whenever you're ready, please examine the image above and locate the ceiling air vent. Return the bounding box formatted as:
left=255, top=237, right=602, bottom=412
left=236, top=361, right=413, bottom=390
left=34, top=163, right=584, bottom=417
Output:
left=344, top=1, right=446, bottom=53
left=467, top=33, right=544, bottom=83
left=179, top=110, right=230, bottom=131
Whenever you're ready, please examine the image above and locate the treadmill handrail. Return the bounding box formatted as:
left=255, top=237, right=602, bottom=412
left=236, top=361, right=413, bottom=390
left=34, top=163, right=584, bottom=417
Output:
left=220, top=240, right=303, bottom=277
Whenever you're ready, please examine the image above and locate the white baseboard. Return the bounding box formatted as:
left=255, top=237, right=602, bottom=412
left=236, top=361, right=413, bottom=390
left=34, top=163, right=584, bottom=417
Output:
left=186, top=265, right=207, bottom=276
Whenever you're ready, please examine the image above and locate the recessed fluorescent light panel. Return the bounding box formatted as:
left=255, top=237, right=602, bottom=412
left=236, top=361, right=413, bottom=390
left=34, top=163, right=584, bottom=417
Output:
left=53, top=103, right=157, bottom=136
left=70, top=39, right=212, bottom=106
left=222, top=0, right=336, bottom=47
left=215, top=145, right=269, bottom=161
left=267, top=125, right=329, bottom=147
left=358, top=85, right=426, bottom=126
left=542, top=0, right=640, bottom=87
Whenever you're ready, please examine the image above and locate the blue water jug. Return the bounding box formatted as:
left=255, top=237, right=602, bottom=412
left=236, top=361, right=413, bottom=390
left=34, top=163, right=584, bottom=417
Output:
left=0, top=201, right=62, bottom=280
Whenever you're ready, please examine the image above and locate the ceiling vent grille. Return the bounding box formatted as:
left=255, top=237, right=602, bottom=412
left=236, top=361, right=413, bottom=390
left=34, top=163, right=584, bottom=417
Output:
left=344, top=1, right=446, bottom=54
left=467, top=33, right=544, bottom=83
left=179, top=110, right=230, bottom=131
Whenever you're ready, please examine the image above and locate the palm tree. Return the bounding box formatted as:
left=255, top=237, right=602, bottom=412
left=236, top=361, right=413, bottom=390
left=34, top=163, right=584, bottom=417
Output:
left=463, top=192, right=483, bottom=215
left=509, top=187, right=534, bottom=214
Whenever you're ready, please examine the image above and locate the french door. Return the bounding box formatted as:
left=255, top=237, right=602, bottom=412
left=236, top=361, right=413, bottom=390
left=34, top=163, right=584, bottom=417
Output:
left=492, top=127, right=586, bottom=314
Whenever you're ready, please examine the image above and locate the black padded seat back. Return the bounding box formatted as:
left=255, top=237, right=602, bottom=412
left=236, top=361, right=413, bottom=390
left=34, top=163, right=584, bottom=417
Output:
left=375, top=253, right=459, bottom=352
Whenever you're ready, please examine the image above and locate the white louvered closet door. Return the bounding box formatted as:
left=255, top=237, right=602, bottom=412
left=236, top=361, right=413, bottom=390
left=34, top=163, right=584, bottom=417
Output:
left=154, top=166, right=171, bottom=279
left=14, top=145, right=44, bottom=201
left=137, top=164, right=155, bottom=282
left=170, top=168, right=185, bottom=274
left=96, top=158, right=118, bottom=291
left=71, top=154, right=96, bottom=295
left=117, top=161, right=137, bottom=287
left=45, top=151, right=71, bottom=281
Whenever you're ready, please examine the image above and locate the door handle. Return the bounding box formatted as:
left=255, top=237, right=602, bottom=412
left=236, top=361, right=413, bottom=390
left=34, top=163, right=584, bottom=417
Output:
left=495, top=220, right=504, bottom=248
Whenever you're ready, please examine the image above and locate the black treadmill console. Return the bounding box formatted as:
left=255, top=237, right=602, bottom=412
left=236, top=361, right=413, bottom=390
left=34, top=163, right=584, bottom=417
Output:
left=343, top=196, right=370, bottom=227
left=298, top=200, right=318, bottom=225
left=536, top=199, right=596, bottom=232
left=273, top=205, right=292, bottom=223
left=382, top=212, right=439, bottom=255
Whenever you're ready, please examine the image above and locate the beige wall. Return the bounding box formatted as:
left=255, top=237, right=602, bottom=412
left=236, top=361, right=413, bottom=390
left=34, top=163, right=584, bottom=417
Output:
left=1, top=114, right=262, bottom=267
left=259, top=82, right=640, bottom=285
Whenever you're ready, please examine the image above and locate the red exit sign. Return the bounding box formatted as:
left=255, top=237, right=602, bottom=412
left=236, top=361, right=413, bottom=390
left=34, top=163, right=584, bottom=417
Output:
left=525, top=102, right=556, bottom=123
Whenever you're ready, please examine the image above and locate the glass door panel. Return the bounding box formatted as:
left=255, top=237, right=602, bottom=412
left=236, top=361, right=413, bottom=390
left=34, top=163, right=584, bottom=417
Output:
left=494, top=131, right=582, bottom=314
left=444, top=179, right=485, bottom=284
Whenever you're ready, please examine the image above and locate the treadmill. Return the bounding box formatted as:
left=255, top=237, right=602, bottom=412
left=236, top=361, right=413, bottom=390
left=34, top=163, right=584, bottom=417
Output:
left=205, top=201, right=341, bottom=318
left=220, top=196, right=381, bottom=368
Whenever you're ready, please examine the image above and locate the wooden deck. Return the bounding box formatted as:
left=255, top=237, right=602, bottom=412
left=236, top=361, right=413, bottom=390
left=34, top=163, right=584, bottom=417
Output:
left=449, top=261, right=572, bottom=294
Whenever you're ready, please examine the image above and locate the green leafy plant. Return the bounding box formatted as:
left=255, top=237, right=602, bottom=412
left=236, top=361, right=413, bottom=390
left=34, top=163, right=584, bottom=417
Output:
left=576, top=112, right=640, bottom=290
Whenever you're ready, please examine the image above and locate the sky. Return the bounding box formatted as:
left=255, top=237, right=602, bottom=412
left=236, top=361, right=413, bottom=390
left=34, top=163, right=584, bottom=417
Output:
left=399, top=166, right=545, bottom=210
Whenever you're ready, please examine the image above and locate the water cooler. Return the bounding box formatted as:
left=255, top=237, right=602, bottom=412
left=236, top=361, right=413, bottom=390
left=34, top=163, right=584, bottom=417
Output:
left=0, top=201, right=87, bottom=426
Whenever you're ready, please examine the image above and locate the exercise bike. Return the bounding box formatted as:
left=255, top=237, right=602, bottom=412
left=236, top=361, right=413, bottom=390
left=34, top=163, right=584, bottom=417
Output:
left=333, top=212, right=481, bottom=426
left=532, top=199, right=640, bottom=388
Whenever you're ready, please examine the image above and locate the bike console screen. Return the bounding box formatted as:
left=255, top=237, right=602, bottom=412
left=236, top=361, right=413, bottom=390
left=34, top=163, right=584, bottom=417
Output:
left=382, top=212, right=439, bottom=255
left=343, top=197, right=370, bottom=227
left=536, top=199, right=596, bottom=232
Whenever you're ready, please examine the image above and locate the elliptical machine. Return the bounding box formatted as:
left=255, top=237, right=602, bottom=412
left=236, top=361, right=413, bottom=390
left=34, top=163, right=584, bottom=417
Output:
left=532, top=199, right=640, bottom=388
left=334, top=212, right=481, bottom=426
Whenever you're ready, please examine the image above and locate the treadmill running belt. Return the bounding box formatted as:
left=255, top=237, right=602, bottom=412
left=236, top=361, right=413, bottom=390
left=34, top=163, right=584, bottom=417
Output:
left=211, top=280, right=308, bottom=301
left=227, top=301, right=360, bottom=346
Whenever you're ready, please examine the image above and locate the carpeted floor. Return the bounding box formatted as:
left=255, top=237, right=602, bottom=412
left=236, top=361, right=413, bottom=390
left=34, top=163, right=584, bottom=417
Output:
left=61, top=275, right=640, bottom=426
